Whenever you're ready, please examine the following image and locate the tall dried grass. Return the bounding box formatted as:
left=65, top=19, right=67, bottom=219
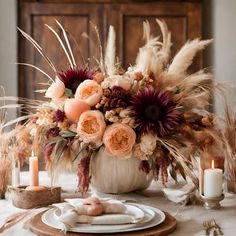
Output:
left=0, top=157, right=11, bottom=198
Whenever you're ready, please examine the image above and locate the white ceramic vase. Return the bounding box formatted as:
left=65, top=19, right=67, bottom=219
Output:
left=91, top=147, right=153, bottom=194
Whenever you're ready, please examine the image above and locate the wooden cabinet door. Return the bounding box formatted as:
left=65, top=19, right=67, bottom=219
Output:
left=18, top=1, right=103, bottom=100
left=105, top=2, right=201, bottom=71
left=18, top=1, right=202, bottom=100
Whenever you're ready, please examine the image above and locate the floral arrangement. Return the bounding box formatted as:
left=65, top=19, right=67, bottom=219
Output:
left=6, top=19, right=222, bottom=194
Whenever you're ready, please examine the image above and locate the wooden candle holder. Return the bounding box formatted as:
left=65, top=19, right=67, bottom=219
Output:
left=8, top=186, right=61, bottom=209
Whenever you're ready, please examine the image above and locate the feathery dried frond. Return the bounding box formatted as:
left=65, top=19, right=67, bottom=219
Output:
left=2, top=115, right=35, bottom=129
left=159, top=139, right=198, bottom=187
left=143, top=20, right=152, bottom=42
left=136, top=19, right=172, bottom=76
left=168, top=39, right=213, bottom=77
left=178, top=70, right=213, bottom=92
left=171, top=70, right=213, bottom=106
left=45, top=24, right=74, bottom=68
left=156, top=19, right=172, bottom=66
left=135, top=37, right=161, bottom=74
left=105, top=25, right=116, bottom=76
left=223, top=102, right=236, bottom=154
left=0, top=157, right=11, bottom=197
left=90, top=23, right=105, bottom=74
left=17, top=63, right=54, bottom=82
left=56, top=20, right=76, bottom=67
left=18, top=28, right=57, bottom=73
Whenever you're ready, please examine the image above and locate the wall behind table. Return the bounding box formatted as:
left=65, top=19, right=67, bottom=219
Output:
left=0, top=0, right=17, bottom=120
left=213, top=0, right=236, bottom=115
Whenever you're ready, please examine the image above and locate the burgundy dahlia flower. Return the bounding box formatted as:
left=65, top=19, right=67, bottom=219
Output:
left=58, top=67, right=94, bottom=93
left=130, top=88, right=181, bottom=137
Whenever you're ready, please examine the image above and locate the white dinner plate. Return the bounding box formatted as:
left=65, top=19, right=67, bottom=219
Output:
left=42, top=203, right=165, bottom=234
left=53, top=204, right=145, bottom=225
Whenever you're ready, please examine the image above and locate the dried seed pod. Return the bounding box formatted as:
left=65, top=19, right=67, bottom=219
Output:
left=135, top=72, right=143, bottom=81
left=103, top=89, right=111, bottom=97
left=108, top=116, right=119, bottom=123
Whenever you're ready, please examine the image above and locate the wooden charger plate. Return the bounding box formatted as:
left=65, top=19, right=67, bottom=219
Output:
left=28, top=211, right=177, bottom=236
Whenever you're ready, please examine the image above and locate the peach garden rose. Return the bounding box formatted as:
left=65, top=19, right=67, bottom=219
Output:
left=75, top=79, right=103, bottom=106
left=103, top=123, right=136, bottom=158
left=77, top=110, right=106, bottom=145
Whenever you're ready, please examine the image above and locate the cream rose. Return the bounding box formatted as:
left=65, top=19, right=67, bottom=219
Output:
left=75, top=80, right=103, bottom=106
left=101, top=75, right=131, bottom=91
left=77, top=110, right=106, bottom=145
left=133, top=144, right=148, bottom=161
left=45, top=77, right=65, bottom=99
left=103, top=123, right=136, bottom=158
left=140, top=134, right=157, bottom=156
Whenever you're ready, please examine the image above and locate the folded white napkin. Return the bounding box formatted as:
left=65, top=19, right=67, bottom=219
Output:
left=52, top=198, right=143, bottom=232
left=162, top=183, right=196, bottom=204
left=65, top=198, right=127, bottom=214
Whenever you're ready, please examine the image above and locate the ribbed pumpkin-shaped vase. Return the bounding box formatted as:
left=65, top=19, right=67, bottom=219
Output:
left=91, top=147, right=153, bottom=194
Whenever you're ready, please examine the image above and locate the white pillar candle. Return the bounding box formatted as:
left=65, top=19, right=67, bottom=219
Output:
left=29, top=151, right=39, bottom=186
left=12, top=161, right=20, bottom=187
left=204, top=160, right=223, bottom=197
left=199, top=166, right=203, bottom=195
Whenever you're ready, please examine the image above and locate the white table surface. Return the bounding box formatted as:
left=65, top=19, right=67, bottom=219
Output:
left=0, top=171, right=236, bottom=236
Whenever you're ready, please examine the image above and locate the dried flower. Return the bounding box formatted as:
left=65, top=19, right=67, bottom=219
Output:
left=139, top=160, right=150, bottom=174
left=103, top=86, right=132, bottom=112
left=53, top=109, right=65, bottom=122
left=47, top=127, right=60, bottom=138
left=139, top=133, right=157, bottom=155
left=43, top=143, right=55, bottom=163
left=77, top=154, right=91, bottom=195
left=154, top=149, right=171, bottom=185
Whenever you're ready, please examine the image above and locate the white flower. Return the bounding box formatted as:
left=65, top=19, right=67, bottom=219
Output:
left=140, top=133, right=157, bottom=155
left=29, top=127, right=37, bottom=137
left=45, top=77, right=65, bottom=99
left=134, top=144, right=148, bottom=160
left=101, top=75, right=131, bottom=91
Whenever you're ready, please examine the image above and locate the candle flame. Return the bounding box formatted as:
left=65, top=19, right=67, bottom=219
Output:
left=211, top=159, right=215, bottom=169
left=31, top=150, right=34, bottom=157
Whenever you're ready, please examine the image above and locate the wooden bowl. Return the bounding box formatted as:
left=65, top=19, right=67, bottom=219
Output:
left=8, top=186, right=61, bottom=209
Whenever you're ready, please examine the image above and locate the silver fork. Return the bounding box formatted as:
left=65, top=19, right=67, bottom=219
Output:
left=203, top=219, right=219, bottom=235
left=203, top=219, right=211, bottom=235
left=211, top=219, right=224, bottom=235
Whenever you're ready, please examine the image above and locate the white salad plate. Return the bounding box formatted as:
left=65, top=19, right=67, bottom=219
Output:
left=42, top=203, right=165, bottom=234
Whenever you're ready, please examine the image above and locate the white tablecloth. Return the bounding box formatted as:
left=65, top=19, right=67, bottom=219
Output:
left=1, top=171, right=236, bottom=236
